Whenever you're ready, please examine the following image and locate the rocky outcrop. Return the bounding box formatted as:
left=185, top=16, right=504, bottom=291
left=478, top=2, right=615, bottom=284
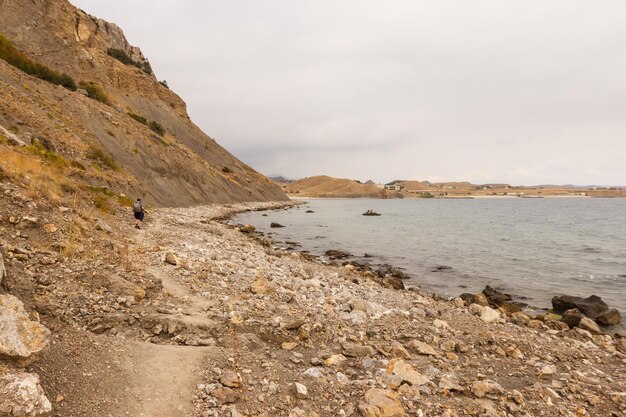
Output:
left=0, top=0, right=287, bottom=206
left=0, top=373, right=52, bottom=417
left=0, top=295, right=50, bottom=365
left=551, top=295, right=608, bottom=319
left=358, top=389, right=405, bottom=417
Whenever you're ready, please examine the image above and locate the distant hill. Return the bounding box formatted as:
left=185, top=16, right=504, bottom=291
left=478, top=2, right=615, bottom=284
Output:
left=283, top=175, right=402, bottom=198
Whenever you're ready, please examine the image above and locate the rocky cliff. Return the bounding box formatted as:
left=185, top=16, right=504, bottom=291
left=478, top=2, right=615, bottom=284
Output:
left=0, top=0, right=287, bottom=206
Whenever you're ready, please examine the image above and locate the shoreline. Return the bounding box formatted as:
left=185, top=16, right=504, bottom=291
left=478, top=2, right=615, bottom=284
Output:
left=3, top=198, right=625, bottom=416
left=228, top=200, right=625, bottom=336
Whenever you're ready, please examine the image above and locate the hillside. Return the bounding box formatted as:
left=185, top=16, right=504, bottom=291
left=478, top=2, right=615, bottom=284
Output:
left=0, top=0, right=287, bottom=206
left=282, top=175, right=403, bottom=199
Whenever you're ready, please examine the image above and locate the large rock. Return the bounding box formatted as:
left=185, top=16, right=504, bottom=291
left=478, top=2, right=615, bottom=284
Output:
left=579, top=317, right=602, bottom=334
left=471, top=379, right=504, bottom=398
left=0, top=295, right=50, bottom=364
left=596, top=309, right=621, bottom=326
left=358, top=388, right=405, bottom=417
left=480, top=306, right=501, bottom=323
left=386, top=359, right=429, bottom=386
left=459, top=293, right=489, bottom=307
left=551, top=295, right=608, bottom=319
left=0, top=372, right=52, bottom=416
left=482, top=285, right=511, bottom=307
left=562, top=308, right=584, bottom=328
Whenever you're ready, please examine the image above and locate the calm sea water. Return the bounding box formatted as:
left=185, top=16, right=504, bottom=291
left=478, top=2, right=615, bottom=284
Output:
left=234, top=198, right=626, bottom=320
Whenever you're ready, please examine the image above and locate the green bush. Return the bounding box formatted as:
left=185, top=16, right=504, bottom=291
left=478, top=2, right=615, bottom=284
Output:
left=0, top=33, right=77, bottom=91
left=148, top=121, right=165, bottom=136
left=127, top=112, right=148, bottom=125
left=80, top=82, right=111, bottom=105
left=107, top=48, right=152, bottom=75
left=87, top=146, right=119, bottom=171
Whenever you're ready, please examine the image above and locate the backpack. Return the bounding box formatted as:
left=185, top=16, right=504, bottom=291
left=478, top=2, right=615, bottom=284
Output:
left=133, top=201, right=142, bottom=213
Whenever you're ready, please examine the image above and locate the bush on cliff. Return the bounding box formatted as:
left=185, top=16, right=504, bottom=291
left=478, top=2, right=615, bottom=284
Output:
left=80, top=82, right=111, bottom=105
left=0, top=33, right=77, bottom=91
left=107, top=48, right=152, bottom=74
left=148, top=121, right=165, bottom=136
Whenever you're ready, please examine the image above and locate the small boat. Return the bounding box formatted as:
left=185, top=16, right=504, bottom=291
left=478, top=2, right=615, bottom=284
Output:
left=363, top=210, right=381, bottom=216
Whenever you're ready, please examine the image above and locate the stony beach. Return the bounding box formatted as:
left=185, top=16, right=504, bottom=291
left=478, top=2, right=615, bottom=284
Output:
left=1, top=190, right=624, bottom=417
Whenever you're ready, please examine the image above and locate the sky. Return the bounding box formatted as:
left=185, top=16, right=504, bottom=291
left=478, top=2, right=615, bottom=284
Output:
left=71, top=1, right=626, bottom=186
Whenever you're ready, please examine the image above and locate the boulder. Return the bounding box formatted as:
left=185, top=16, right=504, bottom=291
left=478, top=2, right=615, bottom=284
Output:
left=579, top=317, right=602, bottom=334
left=480, top=306, right=501, bottom=323
left=386, top=359, right=429, bottom=386
left=358, top=388, right=405, bottom=417
left=482, top=285, right=512, bottom=307
left=239, top=224, right=256, bottom=233
left=0, top=372, right=52, bottom=416
left=562, top=308, right=584, bottom=328
left=498, top=302, right=524, bottom=315
left=270, top=222, right=285, bottom=228
left=0, top=126, right=26, bottom=146
left=551, top=295, right=608, bottom=319
left=0, top=295, right=50, bottom=365
left=509, top=311, right=531, bottom=327
left=459, top=293, right=489, bottom=307
left=211, top=387, right=239, bottom=404
left=407, top=340, right=438, bottom=356
left=95, top=219, right=113, bottom=233
left=596, top=309, right=621, bottom=326
left=471, top=379, right=504, bottom=398
left=164, top=252, right=178, bottom=266
left=325, top=250, right=351, bottom=259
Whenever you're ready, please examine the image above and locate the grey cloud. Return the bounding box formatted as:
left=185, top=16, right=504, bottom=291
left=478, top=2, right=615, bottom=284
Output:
left=72, top=0, right=626, bottom=185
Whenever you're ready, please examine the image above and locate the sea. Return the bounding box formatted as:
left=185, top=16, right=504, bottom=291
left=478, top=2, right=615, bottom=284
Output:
left=233, top=197, right=626, bottom=328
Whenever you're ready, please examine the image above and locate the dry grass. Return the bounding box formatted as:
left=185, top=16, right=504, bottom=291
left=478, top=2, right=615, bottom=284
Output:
left=0, top=146, right=73, bottom=203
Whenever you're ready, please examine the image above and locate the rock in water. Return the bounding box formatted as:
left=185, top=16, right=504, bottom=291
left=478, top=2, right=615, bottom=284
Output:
left=358, top=388, right=405, bottom=417
left=0, top=295, right=50, bottom=364
left=596, top=309, right=621, bottom=325
left=482, top=285, right=512, bottom=306
left=239, top=224, right=256, bottom=233
left=551, top=295, right=608, bottom=319
left=270, top=222, right=285, bottom=228
left=0, top=373, right=52, bottom=416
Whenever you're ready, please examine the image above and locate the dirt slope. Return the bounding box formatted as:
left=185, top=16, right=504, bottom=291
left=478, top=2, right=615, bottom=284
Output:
left=0, top=0, right=287, bottom=206
left=283, top=175, right=402, bottom=198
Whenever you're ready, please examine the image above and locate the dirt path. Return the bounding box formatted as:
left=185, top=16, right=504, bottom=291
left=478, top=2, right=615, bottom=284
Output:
left=125, top=343, right=213, bottom=417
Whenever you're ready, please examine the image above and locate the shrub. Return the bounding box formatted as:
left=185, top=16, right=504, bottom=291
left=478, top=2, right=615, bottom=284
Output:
left=222, top=166, right=233, bottom=173
left=0, top=33, right=77, bottom=91
left=117, top=194, right=133, bottom=207
left=0, top=133, right=7, bottom=145
left=25, top=141, right=68, bottom=169
left=87, top=146, right=119, bottom=171
left=8, top=125, right=19, bottom=134
left=80, top=82, right=111, bottom=105
left=70, top=160, right=86, bottom=170
left=420, top=192, right=435, bottom=199
left=107, top=48, right=153, bottom=75
left=127, top=112, right=148, bottom=125
left=148, top=121, right=165, bottom=136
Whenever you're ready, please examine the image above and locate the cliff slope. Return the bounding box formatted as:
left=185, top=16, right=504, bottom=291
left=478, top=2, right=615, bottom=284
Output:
left=0, top=0, right=287, bottom=206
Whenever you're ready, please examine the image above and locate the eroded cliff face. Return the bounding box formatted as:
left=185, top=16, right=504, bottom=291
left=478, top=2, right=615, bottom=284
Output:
left=0, top=0, right=287, bottom=205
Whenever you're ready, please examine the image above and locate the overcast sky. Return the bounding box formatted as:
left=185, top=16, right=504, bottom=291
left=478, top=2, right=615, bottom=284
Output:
left=71, top=1, right=626, bottom=185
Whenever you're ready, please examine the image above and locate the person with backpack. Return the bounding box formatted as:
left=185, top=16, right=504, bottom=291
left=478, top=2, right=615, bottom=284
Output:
left=133, top=198, right=146, bottom=229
